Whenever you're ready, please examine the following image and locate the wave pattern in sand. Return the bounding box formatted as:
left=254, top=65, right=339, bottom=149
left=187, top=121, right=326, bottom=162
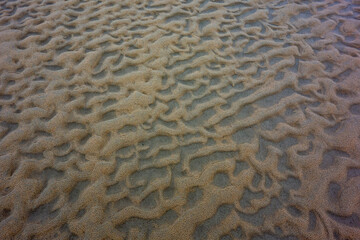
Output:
left=1, top=0, right=360, bottom=239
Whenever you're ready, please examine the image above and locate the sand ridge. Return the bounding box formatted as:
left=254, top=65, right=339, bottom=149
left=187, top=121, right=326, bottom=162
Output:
left=0, top=0, right=360, bottom=239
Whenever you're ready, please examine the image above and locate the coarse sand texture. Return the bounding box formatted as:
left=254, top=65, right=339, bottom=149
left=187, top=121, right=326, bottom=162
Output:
left=0, top=0, right=360, bottom=239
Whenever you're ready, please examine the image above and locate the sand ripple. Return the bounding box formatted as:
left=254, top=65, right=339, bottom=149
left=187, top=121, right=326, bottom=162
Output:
left=0, top=0, right=360, bottom=239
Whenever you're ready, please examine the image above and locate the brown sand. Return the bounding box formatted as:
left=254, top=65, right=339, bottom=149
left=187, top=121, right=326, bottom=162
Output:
left=1, top=0, right=360, bottom=239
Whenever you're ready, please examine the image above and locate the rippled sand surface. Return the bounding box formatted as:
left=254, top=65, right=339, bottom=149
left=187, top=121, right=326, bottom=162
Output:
left=1, top=0, right=360, bottom=239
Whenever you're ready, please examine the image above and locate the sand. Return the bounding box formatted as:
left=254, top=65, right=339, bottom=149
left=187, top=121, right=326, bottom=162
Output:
left=0, top=0, right=360, bottom=239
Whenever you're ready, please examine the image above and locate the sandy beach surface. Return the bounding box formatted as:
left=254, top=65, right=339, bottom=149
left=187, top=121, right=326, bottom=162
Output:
left=1, top=0, right=360, bottom=239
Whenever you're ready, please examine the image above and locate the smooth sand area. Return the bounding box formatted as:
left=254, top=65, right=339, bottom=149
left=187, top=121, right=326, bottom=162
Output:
left=0, top=0, right=360, bottom=239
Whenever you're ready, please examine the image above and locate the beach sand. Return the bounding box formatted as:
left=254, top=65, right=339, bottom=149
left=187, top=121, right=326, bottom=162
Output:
left=0, top=0, right=360, bottom=239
